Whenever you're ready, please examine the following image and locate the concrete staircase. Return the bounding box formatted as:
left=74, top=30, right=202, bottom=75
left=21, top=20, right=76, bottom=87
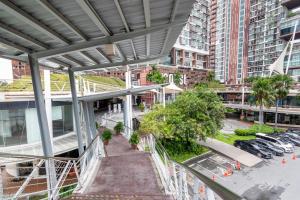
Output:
left=69, top=193, right=172, bottom=200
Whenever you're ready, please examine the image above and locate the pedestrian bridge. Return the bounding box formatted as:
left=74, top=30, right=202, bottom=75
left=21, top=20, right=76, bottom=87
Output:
left=0, top=119, right=243, bottom=200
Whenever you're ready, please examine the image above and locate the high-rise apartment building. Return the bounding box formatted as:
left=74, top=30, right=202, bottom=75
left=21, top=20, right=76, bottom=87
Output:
left=248, top=0, right=286, bottom=77
left=209, top=0, right=250, bottom=84
left=165, top=0, right=210, bottom=69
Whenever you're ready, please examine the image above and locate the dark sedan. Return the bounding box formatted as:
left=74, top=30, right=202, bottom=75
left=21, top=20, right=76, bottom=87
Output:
left=251, top=139, right=284, bottom=156
left=234, top=140, right=273, bottom=159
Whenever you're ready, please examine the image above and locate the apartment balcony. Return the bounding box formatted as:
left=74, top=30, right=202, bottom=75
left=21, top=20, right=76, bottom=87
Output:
left=280, top=18, right=300, bottom=41
left=281, top=0, right=300, bottom=10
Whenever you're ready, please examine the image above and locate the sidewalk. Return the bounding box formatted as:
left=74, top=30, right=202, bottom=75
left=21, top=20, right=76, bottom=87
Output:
left=198, top=138, right=262, bottom=167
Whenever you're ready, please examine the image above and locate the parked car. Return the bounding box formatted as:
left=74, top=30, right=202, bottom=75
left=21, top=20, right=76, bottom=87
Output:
left=256, top=133, right=294, bottom=153
left=234, top=140, right=273, bottom=159
left=252, top=139, right=284, bottom=156
left=285, top=132, right=300, bottom=140
left=279, top=135, right=300, bottom=147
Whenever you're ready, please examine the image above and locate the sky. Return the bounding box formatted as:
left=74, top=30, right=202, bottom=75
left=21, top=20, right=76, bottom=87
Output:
left=0, top=58, right=13, bottom=83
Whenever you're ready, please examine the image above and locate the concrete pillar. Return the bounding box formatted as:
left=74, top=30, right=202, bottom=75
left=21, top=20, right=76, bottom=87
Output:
left=162, top=87, right=166, bottom=108
left=68, top=69, right=84, bottom=155
left=28, top=55, right=56, bottom=197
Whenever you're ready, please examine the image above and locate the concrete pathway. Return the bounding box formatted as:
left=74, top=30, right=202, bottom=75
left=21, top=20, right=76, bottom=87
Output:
left=71, top=135, right=171, bottom=200
left=198, top=138, right=262, bottom=167
left=221, top=118, right=252, bottom=134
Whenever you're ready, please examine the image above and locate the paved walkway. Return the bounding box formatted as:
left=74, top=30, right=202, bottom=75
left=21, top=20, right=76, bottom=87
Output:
left=71, top=135, right=171, bottom=200
left=221, top=119, right=252, bottom=134
left=198, top=138, right=262, bottom=167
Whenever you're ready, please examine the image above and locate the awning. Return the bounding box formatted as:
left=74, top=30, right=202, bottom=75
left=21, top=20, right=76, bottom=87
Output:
left=164, top=82, right=183, bottom=93
left=0, top=0, right=195, bottom=72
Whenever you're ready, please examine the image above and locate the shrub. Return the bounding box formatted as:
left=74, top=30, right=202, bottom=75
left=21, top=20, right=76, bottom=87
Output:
left=114, top=122, right=124, bottom=134
left=95, top=122, right=100, bottom=129
left=234, top=124, right=285, bottom=136
left=129, top=132, right=140, bottom=145
left=234, top=129, right=256, bottom=136
left=101, top=129, right=112, bottom=141
left=138, top=103, right=145, bottom=112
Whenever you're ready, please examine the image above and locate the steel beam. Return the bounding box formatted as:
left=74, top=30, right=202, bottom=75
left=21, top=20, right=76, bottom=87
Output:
left=71, top=55, right=164, bottom=72
left=0, top=37, right=31, bottom=53
left=68, top=68, right=84, bottom=155
left=143, top=0, right=151, bottom=56
left=28, top=55, right=56, bottom=197
left=0, top=0, right=69, bottom=44
left=0, top=22, right=48, bottom=49
left=160, top=0, right=179, bottom=55
left=28, top=55, right=53, bottom=157
left=79, top=51, right=100, bottom=64
left=62, top=55, right=84, bottom=66
left=38, top=0, right=88, bottom=41
left=76, top=0, right=111, bottom=36
left=32, top=21, right=184, bottom=59
left=95, top=48, right=112, bottom=63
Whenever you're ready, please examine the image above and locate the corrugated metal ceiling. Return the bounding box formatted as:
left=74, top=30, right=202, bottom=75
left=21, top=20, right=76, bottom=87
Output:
left=0, top=0, right=195, bottom=71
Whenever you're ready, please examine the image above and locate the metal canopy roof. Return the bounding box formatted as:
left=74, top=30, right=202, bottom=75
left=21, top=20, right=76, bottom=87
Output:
left=0, top=0, right=195, bottom=72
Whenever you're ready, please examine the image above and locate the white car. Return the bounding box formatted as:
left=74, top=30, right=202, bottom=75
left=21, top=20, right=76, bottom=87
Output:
left=256, top=133, right=294, bottom=153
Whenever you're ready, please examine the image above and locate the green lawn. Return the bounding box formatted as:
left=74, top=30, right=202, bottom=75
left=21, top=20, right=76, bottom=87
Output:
left=171, top=150, right=209, bottom=163
left=0, top=74, right=125, bottom=92
left=214, top=133, right=256, bottom=145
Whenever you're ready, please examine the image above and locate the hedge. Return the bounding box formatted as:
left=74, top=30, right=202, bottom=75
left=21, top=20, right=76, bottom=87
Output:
left=234, top=124, right=286, bottom=136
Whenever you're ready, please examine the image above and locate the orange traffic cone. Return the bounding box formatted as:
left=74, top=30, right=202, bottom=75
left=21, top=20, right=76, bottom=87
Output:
left=224, top=170, right=228, bottom=177
left=227, top=166, right=233, bottom=175
left=281, top=158, right=286, bottom=165
left=199, top=186, right=205, bottom=193
left=236, top=161, right=241, bottom=170
left=292, top=154, right=296, bottom=160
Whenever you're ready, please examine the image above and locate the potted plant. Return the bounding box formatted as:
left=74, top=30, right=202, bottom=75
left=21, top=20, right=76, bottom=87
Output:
left=138, top=103, right=145, bottom=112
left=129, top=132, right=140, bottom=149
left=101, top=129, right=112, bottom=145
left=114, top=122, right=124, bottom=135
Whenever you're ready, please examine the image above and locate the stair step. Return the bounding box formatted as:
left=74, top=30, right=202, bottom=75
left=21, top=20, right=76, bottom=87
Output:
left=68, top=194, right=173, bottom=200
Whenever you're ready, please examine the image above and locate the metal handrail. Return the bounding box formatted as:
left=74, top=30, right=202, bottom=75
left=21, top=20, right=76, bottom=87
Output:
left=104, top=116, right=243, bottom=200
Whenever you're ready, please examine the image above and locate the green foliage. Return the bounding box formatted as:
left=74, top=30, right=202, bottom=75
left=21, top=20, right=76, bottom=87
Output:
left=129, top=132, right=140, bottom=145
left=101, top=129, right=112, bottom=141
left=139, top=87, right=225, bottom=142
left=173, top=71, right=181, bottom=85
left=95, top=122, right=100, bottom=129
left=252, top=77, right=275, bottom=108
left=207, top=71, right=215, bottom=82
left=146, top=65, right=166, bottom=84
left=287, top=11, right=297, bottom=18
left=225, top=107, right=236, bottom=113
left=270, top=74, right=293, bottom=100
left=114, top=122, right=124, bottom=134
left=160, top=138, right=208, bottom=162
left=234, top=129, right=256, bottom=136
left=0, top=74, right=125, bottom=92
left=234, top=124, right=286, bottom=136
left=215, top=133, right=256, bottom=145
left=138, top=103, right=145, bottom=112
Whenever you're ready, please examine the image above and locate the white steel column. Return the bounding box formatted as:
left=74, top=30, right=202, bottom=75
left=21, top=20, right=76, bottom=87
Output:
left=286, top=20, right=299, bottom=74
left=68, top=69, right=84, bottom=155
left=82, top=101, right=92, bottom=145
left=162, top=87, right=166, bottom=108
left=88, top=102, right=97, bottom=138
left=28, top=55, right=56, bottom=198
left=125, top=66, right=133, bottom=136
left=44, top=69, right=53, bottom=148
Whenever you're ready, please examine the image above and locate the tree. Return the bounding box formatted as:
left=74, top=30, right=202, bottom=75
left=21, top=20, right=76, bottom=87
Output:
left=251, top=77, right=275, bottom=124
left=271, top=74, right=293, bottom=127
left=207, top=71, right=215, bottom=82
left=146, top=65, right=166, bottom=84
left=173, top=71, right=181, bottom=85
left=139, top=87, right=225, bottom=147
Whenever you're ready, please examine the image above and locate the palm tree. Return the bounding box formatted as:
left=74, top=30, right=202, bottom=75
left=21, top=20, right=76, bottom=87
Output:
left=271, top=74, right=293, bottom=127
left=251, top=77, right=275, bottom=124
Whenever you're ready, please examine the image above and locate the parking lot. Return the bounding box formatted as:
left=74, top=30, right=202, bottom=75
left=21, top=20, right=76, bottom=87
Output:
left=188, top=147, right=300, bottom=200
